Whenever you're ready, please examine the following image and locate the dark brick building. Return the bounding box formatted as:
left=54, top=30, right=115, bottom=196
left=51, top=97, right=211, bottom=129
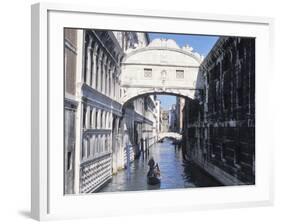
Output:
left=182, top=37, right=255, bottom=185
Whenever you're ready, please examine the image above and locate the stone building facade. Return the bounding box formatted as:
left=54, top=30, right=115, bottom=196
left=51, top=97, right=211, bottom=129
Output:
left=175, top=97, right=185, bottom=133
left=182, top=37, right=255, bottom=185
left=154, top=99, right=161, bottom=136
left=123, top=95, right=158, bottom=160
left=64, top=29, right=83, bottom=194
left=168, top=104, right=177, bottom=132
left=160, top=109, right=169, bottom=132
left=64, top=29, right=158, bottom=194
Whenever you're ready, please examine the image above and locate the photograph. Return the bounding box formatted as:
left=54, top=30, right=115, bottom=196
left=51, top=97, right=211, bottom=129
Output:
left=64, top=28, right=255, bottom=195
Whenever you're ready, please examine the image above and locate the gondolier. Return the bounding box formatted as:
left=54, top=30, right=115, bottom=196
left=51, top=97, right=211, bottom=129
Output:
left=147, top=157, right=161, bottom=185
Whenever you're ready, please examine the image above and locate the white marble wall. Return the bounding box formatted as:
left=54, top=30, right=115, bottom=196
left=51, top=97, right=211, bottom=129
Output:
left=121, top=38, right=204, bottom=103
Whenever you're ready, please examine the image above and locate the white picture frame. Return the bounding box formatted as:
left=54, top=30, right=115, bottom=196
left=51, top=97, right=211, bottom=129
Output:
left=31, top=2, right=274, bottom=221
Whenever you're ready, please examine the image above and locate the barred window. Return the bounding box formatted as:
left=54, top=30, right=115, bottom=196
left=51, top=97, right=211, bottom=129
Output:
left=144, top=68, right=152, bottom=78
left=176, top=70, right=184, bottom=79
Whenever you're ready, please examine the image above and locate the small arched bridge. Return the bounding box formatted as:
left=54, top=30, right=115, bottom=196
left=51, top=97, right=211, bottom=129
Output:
left=158, top=132, right=182, bottom=142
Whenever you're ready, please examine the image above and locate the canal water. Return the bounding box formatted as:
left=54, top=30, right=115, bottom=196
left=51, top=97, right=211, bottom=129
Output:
left=98, top=139, right=222, bottom=193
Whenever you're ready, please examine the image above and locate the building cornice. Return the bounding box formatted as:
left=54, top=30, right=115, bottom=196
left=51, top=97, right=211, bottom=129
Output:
left=124, top=47, right=202, bottom=64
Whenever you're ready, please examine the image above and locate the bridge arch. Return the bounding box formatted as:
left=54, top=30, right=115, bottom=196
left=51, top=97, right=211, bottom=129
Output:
left=158, top=132, right=182, bottom=141
left=121, top=38, right=204, bottom=104
left=122, top=89, right=195, bottom=107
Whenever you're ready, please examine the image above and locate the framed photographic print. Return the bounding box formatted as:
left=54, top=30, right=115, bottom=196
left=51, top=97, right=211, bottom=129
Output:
left=31, top=2, right=274, bottom=221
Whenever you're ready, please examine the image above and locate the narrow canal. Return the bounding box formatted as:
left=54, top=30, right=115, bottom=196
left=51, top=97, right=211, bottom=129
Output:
left=98, top=139, right=222, bottom=193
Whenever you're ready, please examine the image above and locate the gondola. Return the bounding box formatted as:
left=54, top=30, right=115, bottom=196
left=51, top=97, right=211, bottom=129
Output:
left=147, top=175, right=161, bottom=185
left=147, top=161, right=161, bottom=185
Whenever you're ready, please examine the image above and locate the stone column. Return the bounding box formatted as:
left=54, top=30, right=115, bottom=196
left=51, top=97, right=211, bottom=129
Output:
left=101, top=111, right=105, bottom=129
left=115, top=79, right=118, bottom=100
left=107, top=112, right=110, bottom=130
left=96, top=59, right=101, bottom=92
left=97, top=109, right=101, bottom=129
left=82, top=137, right=87, bottom=159
left=105, top=64, right=109, bottom=96
left=101, top=135, right=104, bottom=154
left=95, top=54, right=99, bottom=90
left=113, top=75, right=116, bottom=100
left=109, top=114, right=112, bottom=153
left=93, top=136, right=97, bottom=155
left=104, top=111, right=107, bottom=129
left=98, top=51, right=103, bottom=92
left=91, top=44, right=98, bottom=89
left=108, top=66, right=112, bottom=98
left=116, top=79, right=119, bottom=100
left=85, top=37, right=93, bottom=85
left=105, top=134, right=108, bottom=152
left=97, top=134, right=100, bottom=154
left=100, top=56, right=104, bottom=93
left=90, top=135, right=95, bottom=157
left=104, top=112, right=108, bottom=129
left=108, top=112, right=112, bottom=129
left=115, top=68, right=120, bottom=100
left=110, top=66, right=114, bottom=99
left=103, top=55, right=108, bottom=95
left=91, top=107, right=96, bottom=128
left=73, top=30, right=84, bottom=194
left=117, top=80, right=120, bottom=100
left=86, top=106, right=91, bottom=129
left=102, top=55, right=107, bottom=94
left=87, top=136, right=91, bottom=158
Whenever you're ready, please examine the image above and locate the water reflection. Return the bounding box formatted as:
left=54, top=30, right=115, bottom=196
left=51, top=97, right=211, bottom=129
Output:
left=98, top=139, right=222, bottom=193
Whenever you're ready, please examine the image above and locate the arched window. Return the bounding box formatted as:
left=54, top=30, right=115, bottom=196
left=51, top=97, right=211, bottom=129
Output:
left=100, top=52, right=104, bottom=92
left=93, top=135, right=98, bottom=157
left=89, top=108, right=93, bottom=129
left=91, top=108, right=96, bottom=128
left=103, top=135, right=106, bottom=153
left=104, top=111, right=107, bottom=129
left=87, top=137, right=91, bottom=158
left=97, top=109, right=101, bottom=129
left=86, top=106, right=91, bottom=129
left=83, top=34, right=92, bottom=84
left=82, top=107, right=87, bottom=129
left=95, top=110, right=98, bottom=129
left=105, top=136, right=108, bottom=152
left=104, top=64, right=108, bottom=95
left=89, top=41, right=96, bottom=88
left=109, top=70, right=111, bottom=97
left=99, top=135, right=102, bottom=153
left=109, top=112, right=111, bottom=129
left=101, top=110, right=104, bottom=129
left=106, top=112, right=109, bottom=129
left=108, top=113, right=112, bottom=129
left=97, top=135, right=100, bottom=154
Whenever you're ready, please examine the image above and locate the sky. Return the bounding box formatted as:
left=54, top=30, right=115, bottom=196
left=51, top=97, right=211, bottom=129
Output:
left=149, top=33, right=219, bottom=110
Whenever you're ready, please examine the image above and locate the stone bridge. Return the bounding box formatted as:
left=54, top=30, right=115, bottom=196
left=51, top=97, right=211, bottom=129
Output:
left=158, top=132, right=182, bottom=141
left=120, top=38, right=204, bottom=104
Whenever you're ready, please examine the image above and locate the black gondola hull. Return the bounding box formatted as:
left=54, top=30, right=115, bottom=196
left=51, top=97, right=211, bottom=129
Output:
left=147, top=176, right=161, bottom=185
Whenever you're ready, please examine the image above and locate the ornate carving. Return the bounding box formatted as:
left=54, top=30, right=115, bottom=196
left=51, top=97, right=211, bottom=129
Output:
left=161, top=70, right=167, bottom=80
